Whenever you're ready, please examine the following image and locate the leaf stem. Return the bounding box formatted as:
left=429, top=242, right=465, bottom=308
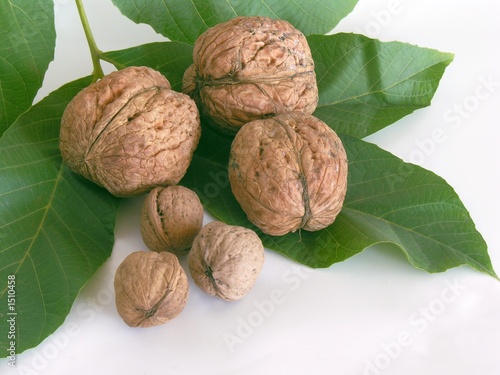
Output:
left=76, top=0, right=104, bottom=82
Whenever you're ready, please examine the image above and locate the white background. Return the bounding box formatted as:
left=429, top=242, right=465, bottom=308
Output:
left=2, top=0, right=500, bottom=374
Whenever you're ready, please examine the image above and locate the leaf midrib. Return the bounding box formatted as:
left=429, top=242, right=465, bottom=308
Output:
left=341, top=205, right=491, bottom=274
left=316, top=57, right=452, bottom=109
left=0, top=164, right=64, bottom=299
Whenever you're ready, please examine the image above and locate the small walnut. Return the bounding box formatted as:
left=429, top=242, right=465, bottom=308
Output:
left=228, top=112, right=348, bottom=236
left=60, top=66, right=201, bottom=197
left=188, top=221, right=265, bottom=301
left=141, top=185, right=204, bottom=256
left=114, top=251, right=189, bottom=327
left=182, top=16, right=318, bottom=133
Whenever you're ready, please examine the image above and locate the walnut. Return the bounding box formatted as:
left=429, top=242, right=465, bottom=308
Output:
left=182, top=16, right=318, bottom=133
left=60, top=66, right=201, bottom=197
left=188, top=221, right=265, bottom=301
left=114, top=250, right=189, bottom=327
left=140, top=185, right=204, bottom=256
left=228, top=112, right=348, bottom=236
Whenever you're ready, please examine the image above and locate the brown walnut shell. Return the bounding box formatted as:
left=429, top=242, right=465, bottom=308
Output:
left=182, top=16, right=318, bottom=133
left=141, top=185, right=204, bottom=256
left=228, top=112, right=348, bottom=236
left=188, top=221, right=265, bottom=301
left=60, top=66, right=201, bottom=197
left=114, top=251, right=189, bottom=328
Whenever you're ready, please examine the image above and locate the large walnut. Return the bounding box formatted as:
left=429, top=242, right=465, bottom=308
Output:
left=228, top=112, right=348, bottom=236
left=60, top=66, right=201, bottom=197
left=114, top=250, right=189, bottom=328
left=141, top=185, right=204, bottom=256
left=188, top=221, right=264, bottom=301
left=182, top=16, right=318, bottom=133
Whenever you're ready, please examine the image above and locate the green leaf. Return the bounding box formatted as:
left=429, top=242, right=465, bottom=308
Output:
left=310, top=33, right=455, bottom=138
left=0, top=77, right=121, bottom=356
left=0, top=0, right=55, bottom=135
left=181, top=126, right=497, bottom=278
left=111, top=0, right=359, bottom=44
left=102, top=41, right=194, bottom=91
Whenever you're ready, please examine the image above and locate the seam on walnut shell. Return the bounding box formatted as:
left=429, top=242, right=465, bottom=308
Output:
left=203, top=263, right=229, bottom=300
left=83, top=86, right=163, bottom=175
left=196, top=70, right=315, bottom=88
left=274, top=117, right=312, bottom=230
left=152, top=188, right=171, bottom=248
left=136, top=285, right=173, bottom=327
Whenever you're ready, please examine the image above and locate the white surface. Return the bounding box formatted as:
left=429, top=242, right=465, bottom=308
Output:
left=3, top=0, right=500, bottom=374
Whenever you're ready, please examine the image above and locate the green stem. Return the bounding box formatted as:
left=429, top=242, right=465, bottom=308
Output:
left=76, top=0, right=104, bottom=81
left=100, top=54, right=127, bottom=70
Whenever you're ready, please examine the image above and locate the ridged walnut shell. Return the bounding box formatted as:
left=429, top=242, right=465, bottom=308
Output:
left=228, top=112, right=348, bottom=236
left=141, top=186, right=204, bottom=256
left=114, top=251, right=189, bottom=328
left=188, top=221, right=264, bottom=301
left=182, top=16, right=318, bottom=133
left=60, top=66, right=201, bottom=197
